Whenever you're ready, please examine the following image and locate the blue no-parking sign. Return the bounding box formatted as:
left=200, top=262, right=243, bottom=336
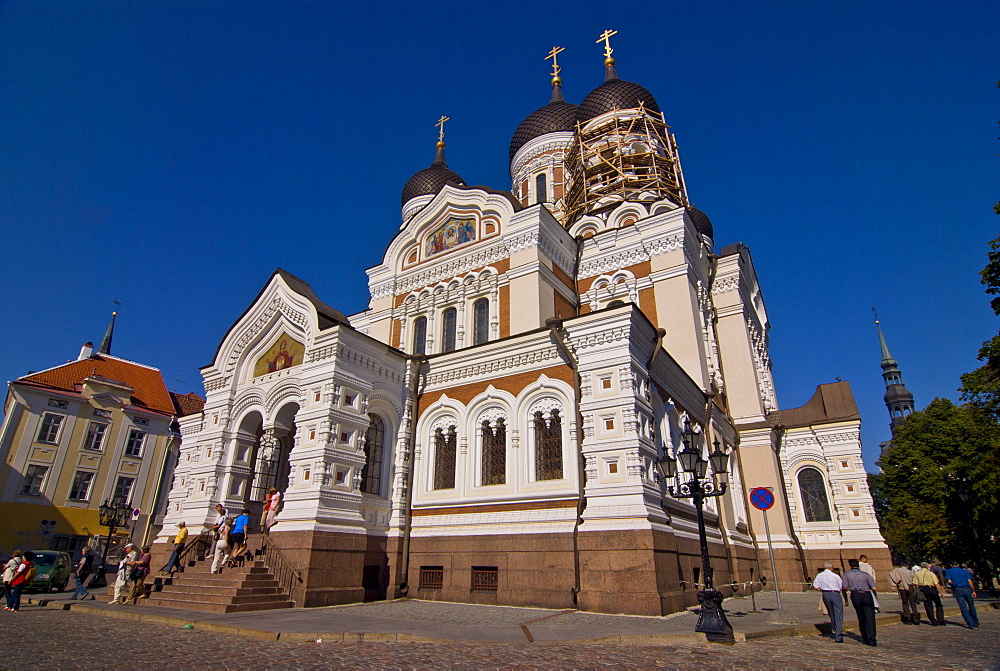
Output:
left=749, top=487, right=775, bottom=511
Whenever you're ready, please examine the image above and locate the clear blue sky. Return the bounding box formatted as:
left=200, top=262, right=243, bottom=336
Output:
left=1, top=1, right=997, bottom=471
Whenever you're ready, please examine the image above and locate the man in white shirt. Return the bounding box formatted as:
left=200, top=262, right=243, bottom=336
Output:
left=859, top=554, right=880, bottom=611
left=812, top=562, right=845, bottom=643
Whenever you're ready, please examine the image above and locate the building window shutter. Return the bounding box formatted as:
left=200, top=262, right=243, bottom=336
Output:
left=481, top=418, right=506, bottom=486
left=798, top=467, right=832, bottom=522
left=534, top=410, right=563, bottom=480
left=360, top=414, right=385, bottom=495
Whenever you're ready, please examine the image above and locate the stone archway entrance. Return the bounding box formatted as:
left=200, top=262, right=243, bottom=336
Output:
left=248, top=402, right=297, bottom=529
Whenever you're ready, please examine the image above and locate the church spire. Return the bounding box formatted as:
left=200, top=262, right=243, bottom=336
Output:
left=546, top=45, right=566, bottom=103
left=98, top=311, right=117, bottom=355
left=874, top=310, right=914, bottom=435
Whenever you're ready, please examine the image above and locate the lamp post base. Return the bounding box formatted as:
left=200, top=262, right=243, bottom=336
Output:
left=695, top=588, right=734, bottom=643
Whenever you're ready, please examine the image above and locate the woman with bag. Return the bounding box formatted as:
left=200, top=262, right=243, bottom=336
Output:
left=265, top=490, right=281, bottom=531
left=127, top=546, right=151, bottom=604
left=111, top=543, right=138, bottom=605
left=4, top=551, right=36, bottom=612
left=2, top=550, right=22, bottom=606
left=211, top=517, right=233, bottom=574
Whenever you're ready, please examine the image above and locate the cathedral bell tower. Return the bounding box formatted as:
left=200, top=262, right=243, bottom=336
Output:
left=875, top=316, right=915, bottom=443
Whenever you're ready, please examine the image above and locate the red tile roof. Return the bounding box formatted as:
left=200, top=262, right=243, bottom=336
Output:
left=18, top=355, right=185, bottom=416
left=170, top=391, right=206, bottom=417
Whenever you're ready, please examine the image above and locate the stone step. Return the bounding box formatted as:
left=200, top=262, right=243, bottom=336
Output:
left=145, top=589, right=291, bottom=606
left=153, top=576, right=280, bottom=591
left=149, top=582, right=283, bottom=597
left=134, top=596, right=294, bottom=614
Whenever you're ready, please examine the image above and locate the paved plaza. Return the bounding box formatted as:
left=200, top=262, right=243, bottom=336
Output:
left=1, top=591, right=997, bottom=668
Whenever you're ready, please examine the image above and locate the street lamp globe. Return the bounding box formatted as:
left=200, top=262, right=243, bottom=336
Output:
left=709, top=439, right=730, bottom=476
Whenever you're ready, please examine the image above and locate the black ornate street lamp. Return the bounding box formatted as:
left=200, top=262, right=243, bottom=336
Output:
left=657, top=418, right=734, bottom=643
left=90, top=496, right=133, bottom=588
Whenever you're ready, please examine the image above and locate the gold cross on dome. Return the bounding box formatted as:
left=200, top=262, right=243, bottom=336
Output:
left=435, top=115, right=450, bottom=142
left=596, top=29, right=618, bottom=59
left=546, top=46, right=565, bottom=78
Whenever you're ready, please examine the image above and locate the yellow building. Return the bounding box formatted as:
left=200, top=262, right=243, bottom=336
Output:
left=0, top=328, right=203, bottom=560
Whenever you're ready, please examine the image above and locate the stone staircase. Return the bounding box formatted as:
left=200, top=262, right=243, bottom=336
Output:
left=115, top=550, right=295, bottom=614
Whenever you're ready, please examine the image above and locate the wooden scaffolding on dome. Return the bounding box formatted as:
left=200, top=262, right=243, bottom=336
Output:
left=564, top=103, right=689, bottom=223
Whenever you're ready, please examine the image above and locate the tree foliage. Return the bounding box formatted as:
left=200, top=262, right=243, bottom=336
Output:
left=874, top=398, right=1000, bottom=576
left=960, top=234, right=1000, bottom=420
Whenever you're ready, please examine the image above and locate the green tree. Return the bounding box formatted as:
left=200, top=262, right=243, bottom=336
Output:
left=875, top=398, right=1000, bottom=583
left=960, top=234, right=1000, bottom=420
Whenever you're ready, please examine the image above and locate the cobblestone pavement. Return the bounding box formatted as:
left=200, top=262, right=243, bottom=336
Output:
left=1, top=606, right=998, bottom=669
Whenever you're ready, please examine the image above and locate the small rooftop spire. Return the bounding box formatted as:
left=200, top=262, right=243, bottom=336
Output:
left=872, top=307, right=896, bottom=366
left=98, top=311, right=117, bottom=355
left=596, top=28, right=619, bottom=81
left=546, top=46, right=566, bottom=102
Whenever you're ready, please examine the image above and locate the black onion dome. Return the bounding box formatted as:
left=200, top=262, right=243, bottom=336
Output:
left=401, top=144, right=466, bottom=206
left=577, top=78, right=661, bottom=122
left=509, top=100, right=578, bottom=162
left=687, top=207, right=714, bottom=239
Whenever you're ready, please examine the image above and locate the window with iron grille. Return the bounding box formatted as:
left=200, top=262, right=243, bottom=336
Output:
left=124, top=428, right=146, bottom=457
left=420, top=566, right=444, bottom=590
left=37, top=413, right=64, bottom=443
left=471, top=566, right=499, bottom=592
left=361, top=413, right=385, bottom=495
left=472, top=298, right=489, bottom=345
left=798, top=467, right=832, bottom=522
left=68, top=470, right=95, bottom=501
left=21, top=464, right=48, bottom=496
left=534, top=409, right=563, bottom=480
left=481, top=418, right=506, bottom=486
left=412, top=316, right=427, bottom=355
left=433, top=425, right=457, bottom=490
left=441, top=307, right=457, bottom=353
left=83, top=421, right=109, bottom=451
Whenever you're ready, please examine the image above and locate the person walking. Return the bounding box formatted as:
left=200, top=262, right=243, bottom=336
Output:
left=2, top=551, right=22, bottom=607
left=265, top=489, right=281, bottom=531
left=888, top=562, right=919, bottom=624
left=211, top=517, right=233, bottom=574
left=844, top=558, right=878, bottom=646
left=159, top=522, right=188, bottom=575
left=261, top=487, right=277, bottom=531
left=913, top=562, right=946, bottom=625
left=111, top=543, right=138, bottom=605
left=127, top=546, right=151, bottom=604
left=944, top=562, right=980, bottom=629
left=930, top=562, right=948, bottom=593
left=858, top=554, right=880, bottom=611
left=812, top=562, right=845, bottom=642
left=229, top=509, right=250, bottom=566
left=69, top=545, right=95, bottom=601
left=4, top=551, right=35, bottom=612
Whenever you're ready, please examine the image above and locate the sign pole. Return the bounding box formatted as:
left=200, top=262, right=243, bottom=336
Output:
left=749, top=486, right=782, bottom=611
left=761, top=506, right=782, bottom=610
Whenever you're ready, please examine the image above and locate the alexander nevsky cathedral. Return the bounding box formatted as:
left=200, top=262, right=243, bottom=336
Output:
left=157, top=33, right=890, bottom=615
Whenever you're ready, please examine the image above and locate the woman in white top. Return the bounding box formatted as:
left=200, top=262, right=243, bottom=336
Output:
left=112, top=543, right=138, bottom=604
left=211, top=517, right=233, bottom=574
left=265, top=491, right=281, bottom=531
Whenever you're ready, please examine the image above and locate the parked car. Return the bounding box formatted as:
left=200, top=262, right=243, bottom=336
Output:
left=28, top=551, right=72, bottom=592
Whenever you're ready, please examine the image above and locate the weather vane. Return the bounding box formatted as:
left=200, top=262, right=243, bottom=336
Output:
left=435, top=115, right=450, bottom=143
left=596, top=29, right=618, bottom=59
left=872, top=305, right=880, bottom=325
left=546, top=46, right=565, bottom=79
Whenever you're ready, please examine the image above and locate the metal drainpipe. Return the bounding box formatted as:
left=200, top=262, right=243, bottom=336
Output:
left=546, top=318, right=585, bottom=604
left=397, top=354, right=426, bottom=596
left=705, top=251, right=767, bottom=590
left=771, top=423, right=810, bottom=582
left=142, top=423, right=179, bottom=548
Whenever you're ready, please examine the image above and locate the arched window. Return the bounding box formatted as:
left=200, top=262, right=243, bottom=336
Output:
left=798, top=467, right=832, bottom=522
left=360, top=414, right=385, bottom=495
left=534, top=410, right=562, bottom=480
left=472, top=298, right=489, bottom=345
left=433, top=425, right=457, bottom=490
left=441, top=307, right=457, bottom=353
left=535, top=173, right=547, bottom=204
left=481, top=418, right=506, bottom=486
left=412, top=316, right=427, bottom=355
